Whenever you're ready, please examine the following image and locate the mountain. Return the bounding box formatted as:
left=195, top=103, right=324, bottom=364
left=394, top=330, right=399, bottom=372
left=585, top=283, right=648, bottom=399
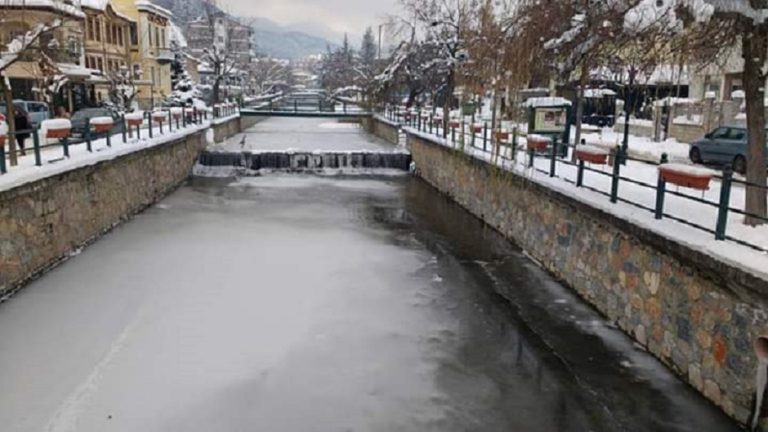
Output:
left=150, top=0, right=336, bottom=60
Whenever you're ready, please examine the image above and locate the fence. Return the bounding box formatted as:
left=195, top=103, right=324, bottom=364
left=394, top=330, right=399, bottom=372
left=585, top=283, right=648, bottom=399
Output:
left=383, top=106, right=768, bottom=254
left=0, top=107, right=213, bottom=176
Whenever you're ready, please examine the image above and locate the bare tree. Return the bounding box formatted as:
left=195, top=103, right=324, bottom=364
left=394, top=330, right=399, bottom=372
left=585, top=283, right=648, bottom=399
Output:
left=199, top=2, right=247, bottom=104
left=673, top=0, right=768, bottom=226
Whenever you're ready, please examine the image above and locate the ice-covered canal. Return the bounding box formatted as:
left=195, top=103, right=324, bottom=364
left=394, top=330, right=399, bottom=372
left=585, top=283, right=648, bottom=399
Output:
left=0, top=173, right=739, bottom=432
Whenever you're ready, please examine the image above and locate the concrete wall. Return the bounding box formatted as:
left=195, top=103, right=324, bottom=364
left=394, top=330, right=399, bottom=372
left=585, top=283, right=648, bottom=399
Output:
left=368, top=116, right=400, bottom=145
left=211, top=115, right=264, bottom=144
left=0, top=131, right=206, bottom=298
left=407, top=131, right=768, bottom=430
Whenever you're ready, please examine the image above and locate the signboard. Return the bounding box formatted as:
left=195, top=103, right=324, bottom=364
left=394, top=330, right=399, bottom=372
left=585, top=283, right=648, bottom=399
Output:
left=534, top=108, right=568, bottom=133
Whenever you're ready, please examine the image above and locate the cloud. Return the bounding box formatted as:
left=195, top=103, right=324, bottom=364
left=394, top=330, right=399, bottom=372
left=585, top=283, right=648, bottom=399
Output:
left=218, top=0, right=398, bottom=35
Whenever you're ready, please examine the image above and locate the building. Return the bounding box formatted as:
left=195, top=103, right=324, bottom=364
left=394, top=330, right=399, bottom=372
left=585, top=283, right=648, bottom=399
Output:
left=0, top=0, right=88, bottom=112
left=111, top=0, right=173, bottom=108
left=186, top=12, right=253, bottom=72
left=81, top=0, right=134, bottom=105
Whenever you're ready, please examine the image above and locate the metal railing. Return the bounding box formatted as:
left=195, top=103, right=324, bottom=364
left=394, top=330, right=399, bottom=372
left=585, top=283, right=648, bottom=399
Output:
left=0, top=108, right=210, bottom=176
left=382, top=106, right=768, bottom=254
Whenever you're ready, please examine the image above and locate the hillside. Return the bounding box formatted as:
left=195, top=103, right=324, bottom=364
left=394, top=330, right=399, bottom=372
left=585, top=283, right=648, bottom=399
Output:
left=151, top=0, right=335, bottom=59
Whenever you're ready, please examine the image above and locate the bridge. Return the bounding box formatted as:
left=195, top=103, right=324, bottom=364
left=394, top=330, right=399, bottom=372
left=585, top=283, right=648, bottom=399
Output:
left=0, top=104, right=740, bottom=431
left=241, top=91, right=372, bottom=118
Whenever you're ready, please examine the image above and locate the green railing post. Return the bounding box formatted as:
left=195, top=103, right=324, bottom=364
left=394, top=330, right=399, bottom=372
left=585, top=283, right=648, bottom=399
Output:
left=549, top=137, right=558, bottom=177
left=451, top=124, right=455, bottom=143
left=121, top=115, right=127, bottom=143
left=294, top=100, right=298, bottom=113
left=576, top=159, right=585, bottom=187
left=85, top=118, right=92, bottom=152
left=62, top=135, right=69, bottom=158
left=106, top=128, right=111, bottom=147
left=655, top=153, right=669, bottom=219
left=148, top=112, right=153, bottom=139
left=610, top=146, right=621, bottom=203
left=168, top=111, right=173, bottom=132
left=511, top=128, right=518, bottom=160
left=715, top=165, right=734, bottom=241
left=483, top=122, right=488, bottom=152
left=33, top=128, right=41, bottom=166
left=0, top=141, right=6, bottom=174
left=528, top=149, right=535, bottom=168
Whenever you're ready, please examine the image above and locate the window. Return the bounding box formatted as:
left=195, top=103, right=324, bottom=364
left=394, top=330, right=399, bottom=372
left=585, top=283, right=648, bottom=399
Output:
left=729, top=129, right=746, bottom=141
left=118, top=27, right=124, bottom=46
left=95, top=18, right=102, bottom=42
left=97, top=57, right=103, bottom=71
left=711, top=128, right=729, bottom=140
left=106, top=23, right=112, bottom=44
left=161, top=29, right=165, bottom=48
left=155, top=27, right=160, bottom=48
left=129, top=23, right=138, bottom=45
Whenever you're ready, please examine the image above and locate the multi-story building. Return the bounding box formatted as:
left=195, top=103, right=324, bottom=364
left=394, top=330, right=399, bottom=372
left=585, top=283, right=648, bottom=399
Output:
left=111, top=0, right=173, bottom=108
left=81, top=0, right=134, bottom=105
left=0, top=0, right=87, bottom=111
left=186, top=12, right=253, bottom=70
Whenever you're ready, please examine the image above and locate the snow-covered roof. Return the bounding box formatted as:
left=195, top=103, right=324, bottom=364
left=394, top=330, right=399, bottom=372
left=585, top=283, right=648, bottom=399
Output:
left=135, top=0, right=171, bottom=19
left=524, top=97, right=572, bottom=108
left=79, top=0, right=135, bottom=23
left=2, top=0, right=85, bottom=18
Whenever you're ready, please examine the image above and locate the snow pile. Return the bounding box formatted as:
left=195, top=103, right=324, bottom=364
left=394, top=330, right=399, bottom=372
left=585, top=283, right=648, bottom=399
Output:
left=125, top=112, right=144, bottom=122
left=41, top=119, right=71, bottom=130
left=576, top=145, right=610, bottom=156
left=90, top=117, right=114, bottom=126
left=673, top=115, right=703, bottom=126
left=659, top=163, right=716, bottom=177
left=524, top=97, right=572, bottom=108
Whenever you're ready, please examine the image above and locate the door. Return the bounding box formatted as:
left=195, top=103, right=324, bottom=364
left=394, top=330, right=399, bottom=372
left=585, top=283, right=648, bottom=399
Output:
left=699, top=127, right=729, bottom=162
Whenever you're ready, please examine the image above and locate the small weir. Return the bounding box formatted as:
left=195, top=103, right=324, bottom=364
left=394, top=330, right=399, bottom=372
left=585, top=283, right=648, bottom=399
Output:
left=197, top=150, right=412, bottom=173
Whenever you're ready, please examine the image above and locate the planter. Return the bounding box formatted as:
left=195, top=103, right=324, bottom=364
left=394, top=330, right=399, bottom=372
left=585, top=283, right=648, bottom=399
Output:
left=659, top=164, right=714, bottom=190
left=0, top=135, right=6, bottom=147
left=527, top=134, right=551, bottom=151
left=42, top=119, right=72, bottom=139
left=170, top=108, right=183, bottom=119
left=432, top=117, right=443, bottom=126
left=125, top=112, right=144, bottom=127
left=495, top=131, right=510, bottom=141
left=90, top=116, right=115, bottom=133
left=152, top=112, right=167, bottom=123
left=575, top=145, right=609, bottom=165
left=472, top=124, right=484, bottom=134
left=449, top=120, right=461, bottom=129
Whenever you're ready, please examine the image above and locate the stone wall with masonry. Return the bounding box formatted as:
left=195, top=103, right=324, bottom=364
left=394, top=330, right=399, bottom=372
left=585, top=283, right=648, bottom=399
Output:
left=406, top=130, right=768, bottom=429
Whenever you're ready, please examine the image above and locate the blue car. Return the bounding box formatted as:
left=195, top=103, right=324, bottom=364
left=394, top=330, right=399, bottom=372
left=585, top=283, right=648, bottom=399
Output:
left=689, top=125, right=768, bottom=174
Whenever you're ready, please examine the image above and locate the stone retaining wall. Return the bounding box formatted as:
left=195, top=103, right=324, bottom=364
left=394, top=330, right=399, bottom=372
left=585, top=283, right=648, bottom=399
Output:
left=407, top=130, right=768, bottom=430
left=0, top=131, right=206, bottom=298
left=212, top=115, right=264, bottom=144
left=368, top=116, right=400, bottom=145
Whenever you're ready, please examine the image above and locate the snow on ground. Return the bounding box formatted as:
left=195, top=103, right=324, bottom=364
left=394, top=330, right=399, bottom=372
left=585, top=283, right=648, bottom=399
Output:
left=0, top=120, right=210, bottom=193
left=581, top=127, right=691, bottom=162
left=405, top=125, right=768, bottom=280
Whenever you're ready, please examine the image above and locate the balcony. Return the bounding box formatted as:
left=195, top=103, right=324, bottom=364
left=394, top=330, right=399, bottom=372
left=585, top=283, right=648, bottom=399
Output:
left=155, top=48, right=175, bottom=64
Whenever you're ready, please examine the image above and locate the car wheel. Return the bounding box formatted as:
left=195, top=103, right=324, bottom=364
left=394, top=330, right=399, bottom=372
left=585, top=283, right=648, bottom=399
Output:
left=690, top=147, right=703, bottom=164
left=733, top=155, right=747, bottom=175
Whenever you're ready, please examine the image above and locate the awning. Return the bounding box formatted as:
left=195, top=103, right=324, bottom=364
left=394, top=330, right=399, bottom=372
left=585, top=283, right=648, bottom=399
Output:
left=56, top=63, right=96, bottom=80
left=4, top=61, right=43, bottom=79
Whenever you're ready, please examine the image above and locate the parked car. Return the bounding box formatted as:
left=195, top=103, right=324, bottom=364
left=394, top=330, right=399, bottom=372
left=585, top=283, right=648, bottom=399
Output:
left=13, top=100, right=50, bottom=127
left=70, top=107, right=124, bottom=139
left=689, top=125, right=768, bottom=174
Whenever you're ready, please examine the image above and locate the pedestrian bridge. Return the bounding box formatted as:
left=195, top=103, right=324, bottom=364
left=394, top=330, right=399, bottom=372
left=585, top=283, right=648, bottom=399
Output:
left=241, top=91, right=372, bottom=118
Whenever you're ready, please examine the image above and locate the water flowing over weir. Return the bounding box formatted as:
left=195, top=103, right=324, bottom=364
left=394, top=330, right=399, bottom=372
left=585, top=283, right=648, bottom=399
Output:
left=197, top=150, right=412, bottom=172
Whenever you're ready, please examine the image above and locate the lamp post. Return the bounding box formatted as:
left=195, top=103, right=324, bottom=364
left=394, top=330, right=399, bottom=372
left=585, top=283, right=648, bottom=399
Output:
left=621, top=66, right=637, bottom=165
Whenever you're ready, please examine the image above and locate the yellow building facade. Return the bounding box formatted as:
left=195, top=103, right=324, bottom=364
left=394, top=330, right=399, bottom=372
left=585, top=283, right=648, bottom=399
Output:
left=111, top=0, right=172, bottom=109
left=82, top=0, right=134, bottom=105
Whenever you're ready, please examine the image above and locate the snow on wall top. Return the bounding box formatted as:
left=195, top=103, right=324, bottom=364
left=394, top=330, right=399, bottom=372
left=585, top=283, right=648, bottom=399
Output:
left=524, top=97, right=572, bottom=108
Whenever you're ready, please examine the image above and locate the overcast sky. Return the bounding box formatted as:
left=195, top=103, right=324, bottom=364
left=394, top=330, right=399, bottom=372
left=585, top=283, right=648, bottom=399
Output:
left=219, top=0, right=399, bottom=38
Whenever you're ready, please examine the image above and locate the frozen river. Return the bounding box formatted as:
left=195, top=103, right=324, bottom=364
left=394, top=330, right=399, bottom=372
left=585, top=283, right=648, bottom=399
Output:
left=216, top=117, right=395, bottom=152
left=0, top=173, right=738, bottom=432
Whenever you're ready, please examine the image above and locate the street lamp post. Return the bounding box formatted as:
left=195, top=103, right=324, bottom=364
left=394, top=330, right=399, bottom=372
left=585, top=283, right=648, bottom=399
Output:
left=621, top=66, right=637, bottom=165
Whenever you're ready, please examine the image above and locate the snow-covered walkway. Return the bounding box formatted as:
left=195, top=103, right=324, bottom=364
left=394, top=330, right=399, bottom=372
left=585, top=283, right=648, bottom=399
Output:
left=405, top=125, right=768, bottom=280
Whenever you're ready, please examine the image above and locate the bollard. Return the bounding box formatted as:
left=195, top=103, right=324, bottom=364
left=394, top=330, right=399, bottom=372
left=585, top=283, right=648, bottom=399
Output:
left=715, top=165, right=734, bottom=241
left=576, top=159, right=585, bottom=187
left=148, top=112, right=153, bottom=138
left=33, top=129, right=41, bottom=166
left=85, top=118, right=92, bottom=152
left=610, top=146, right=621, bottom=203
left=483, top=122, right=488, bottom=152
left=549, top=137, right=558, bottom=177
left=169, top=111, right=173, bottom=132
left=62, top=135, right=69, bottom=158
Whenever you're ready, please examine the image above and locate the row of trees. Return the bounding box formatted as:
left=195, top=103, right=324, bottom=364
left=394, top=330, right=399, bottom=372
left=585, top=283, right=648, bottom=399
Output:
left=318, top=27, right=379, bottom=104
left=372, top=0, right=768, bottom=226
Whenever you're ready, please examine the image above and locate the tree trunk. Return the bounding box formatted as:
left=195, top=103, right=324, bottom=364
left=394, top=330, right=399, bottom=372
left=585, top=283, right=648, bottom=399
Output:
left=1, top=78, right=18, bottom=166
left=742, top=30, right=768, bottom=226
left=443, top=70, right=454, bottom=139
left=572, top=62, right=589, bottom=161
